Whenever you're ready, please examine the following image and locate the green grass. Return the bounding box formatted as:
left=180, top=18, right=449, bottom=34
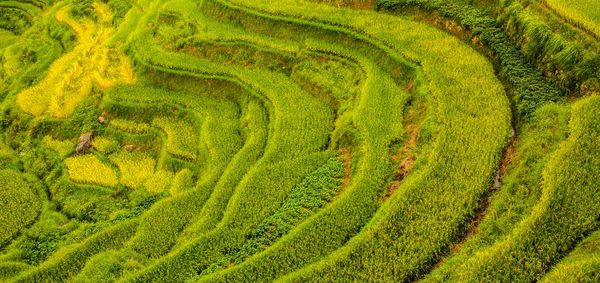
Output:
left=497, top=0, right=600, bottom=94
left=435, top=95, right=600, bottom=282
left=0, top=28, right=17, bottom=49
left=424, top=101, right=571, bottom=281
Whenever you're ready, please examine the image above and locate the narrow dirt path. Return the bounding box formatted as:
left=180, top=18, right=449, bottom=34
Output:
left=382, top=95, right=427, bottom=201
left=340, top=146, right=353, bottom=189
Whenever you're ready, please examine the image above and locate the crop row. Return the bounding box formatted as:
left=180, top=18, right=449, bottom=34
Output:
left=498, top=0, right=599, bottom=95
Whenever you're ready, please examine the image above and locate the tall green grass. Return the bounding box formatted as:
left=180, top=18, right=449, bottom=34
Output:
left=424, top=101, right=571, bottom=281
left=498, top=0, right=600, bottom=94
left=541, top=229, right=600, bottom=282
left=0, top=170, right=41, bottom=248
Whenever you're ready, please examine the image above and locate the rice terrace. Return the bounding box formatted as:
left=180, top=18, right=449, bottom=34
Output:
left=0, top=0, right=598, bottom=281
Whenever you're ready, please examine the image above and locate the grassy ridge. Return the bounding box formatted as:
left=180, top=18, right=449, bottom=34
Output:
left=544, top=0, right=600, bottom=38
left=498, top=0, right=600, bottom=95
left=541, top=229, right=600, bottom=282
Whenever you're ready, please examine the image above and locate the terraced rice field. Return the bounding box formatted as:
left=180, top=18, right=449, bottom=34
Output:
left=0, top=0, right=598, bottom=282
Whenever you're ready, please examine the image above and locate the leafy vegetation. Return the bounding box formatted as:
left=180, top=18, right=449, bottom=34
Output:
left=0, top=0, right=597, bottom=282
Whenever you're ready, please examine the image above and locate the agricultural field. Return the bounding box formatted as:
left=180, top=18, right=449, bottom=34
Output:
left=0, top=0, right=597, bottom=282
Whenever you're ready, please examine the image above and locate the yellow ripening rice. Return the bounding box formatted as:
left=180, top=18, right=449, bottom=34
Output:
left=16, top=2, right=135, bottom=118
left=65, top=154, right=118, bottom=187
left=109, top=151, right=156, bottom=189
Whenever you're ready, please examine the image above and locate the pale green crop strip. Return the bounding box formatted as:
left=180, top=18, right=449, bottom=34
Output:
left=541, top=229, right=600, bottom=282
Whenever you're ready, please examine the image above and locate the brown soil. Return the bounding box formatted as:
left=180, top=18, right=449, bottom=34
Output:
left=383, top=129, right=418, bottom=201
left=334, top=0, right=377, bottom=10
left=430, top=128, right=517, bottom=270
left=340, top=147, right=353, bottom=188
left=382, top=96, right=427, bottom=201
